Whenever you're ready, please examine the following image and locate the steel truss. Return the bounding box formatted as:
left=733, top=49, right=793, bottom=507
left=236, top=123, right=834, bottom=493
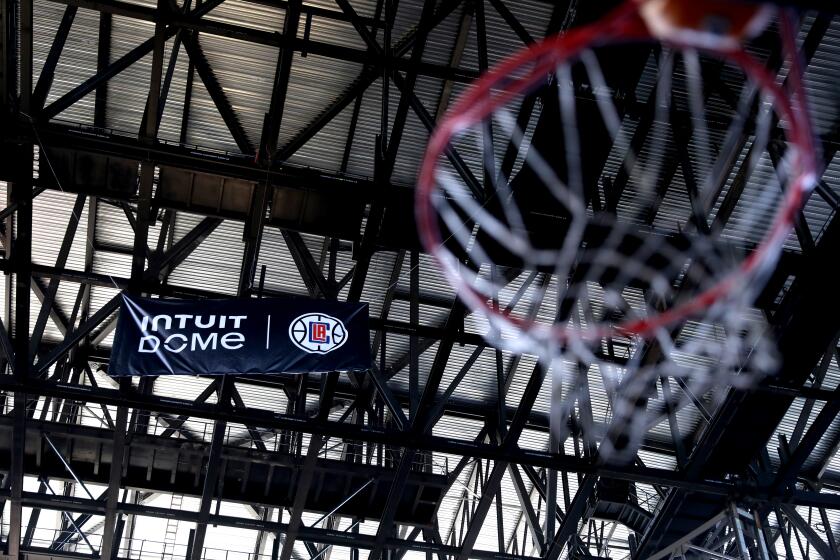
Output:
left=2, top=1, right=840, bottom=559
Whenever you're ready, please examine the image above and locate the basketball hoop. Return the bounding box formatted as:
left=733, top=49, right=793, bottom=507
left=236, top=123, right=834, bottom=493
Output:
left=416, top=1, right=817, bottom=461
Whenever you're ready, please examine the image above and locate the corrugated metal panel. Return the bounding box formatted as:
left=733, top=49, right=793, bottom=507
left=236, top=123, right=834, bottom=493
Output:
left=204, top=0, right=284, bottom=33
left=307, top=0, right=377, bottom=20
left=766, top=339, right=840, bottom=475
left=256, top=225, right=311, bottom=297
left=29, top=189, right=91, bottom=344
left=167, top=212, right=245, bottom=295
left=302, top=2, right=371, bottom=50
left=158, top=44, right=190, bottom=144
left=357, top=250, right=403, bottom=319
left=282, top=54, right=362, bottom=169
left=457, top=0, right=555, bottom=71
left=106, top=15, right=159, bottom=134
left=35, top=0, right=98, bottom=123
left=393, top=75, right=439, bottom=185
left=186, top=82, right=240, bottom=151
left=200, top=33, right=278, bottom=149
left=345, top=78, right=382, bottom=178
left=801, top=14, right=840, bottom=137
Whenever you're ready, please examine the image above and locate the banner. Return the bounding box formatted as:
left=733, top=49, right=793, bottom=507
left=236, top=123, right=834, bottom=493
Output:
left=110, top=294, right=370, bottom=376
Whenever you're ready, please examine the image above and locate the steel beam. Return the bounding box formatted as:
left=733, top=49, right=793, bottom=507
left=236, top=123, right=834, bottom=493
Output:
left=409, top=250, right=420, bottom=419
left=382, top=0, right=436, bottom=169
left=279, top=371, right=338, bottom=560
left=189, top=376, right=234, bottom=560
left=545, top=476, right=596, bottom=560
left=774, top=379, right=840, bottom=489
left=34, top=216, right=222, bottom=376
left=180, top=55, right=194, bottom=144
left=0, top=0, right=11, bottom=114
left=390, top=69, right=483, bottom=198
left=367, top=299, right=468, bottom=560
left=455, top=362, right=549, bottom=560
left=39, top=0, right=224, bottom=120
left=49, top=488, right=108, bottom=549
left=30, top=5, right=77, bottom=112
left=368, top=365, right=408, bottom=430
left=145, top=0, right=189, bottom=132
left=486, top=0, right=533, bottom=45
left=274, top=0, right=463, bottom=161
left=0, top=222, right=75, bottom=336
left=28, top=194, right=85, bottom=361
left=99, top=404, right=128, bottom=557
left=434, top=1, right=472, bottom=120
left=283, top=230, right=334, bottom=299
left=8, top=374, right=840, bottom=502
left=160, top=379, right=219, bottom=438
left=230, top=386, right=268, bottom=451
left=260, top=0, right=300, bottom=159
left=8, top=394, right=26, bottom=556
left=787, top=340, right=836, bottom=450
left=181, top=29, right=255, bottom=154
left=7, top=112, right=34, bottom=559
left=44, top=0, right=476, bottom=83
left=370, top=250, right=404, bottom=357
left=507, top=463, right=545, bottom=553
left=646, top=511, right=730, bottom=560
left=12, top=489, right=537, bottom=560
left=782, top=505, right=838, bottom=560
left=238, top=182, right=268, bottom=297
left=345, top=149, right=385, bottom=304
left=93, top=13, right=111, bottom=127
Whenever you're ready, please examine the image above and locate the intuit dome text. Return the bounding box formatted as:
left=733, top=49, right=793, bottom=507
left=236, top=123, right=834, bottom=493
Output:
left=110, top=294, right=370, bottom=376
left=137, top=314, right=248, bottom=353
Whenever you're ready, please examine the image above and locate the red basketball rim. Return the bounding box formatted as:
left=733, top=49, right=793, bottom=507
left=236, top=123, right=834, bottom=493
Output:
left=416, top=0, right=817, bottom=343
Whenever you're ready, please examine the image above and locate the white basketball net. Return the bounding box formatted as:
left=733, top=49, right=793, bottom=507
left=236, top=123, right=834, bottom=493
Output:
left=419, top=8, right=815, bottom=462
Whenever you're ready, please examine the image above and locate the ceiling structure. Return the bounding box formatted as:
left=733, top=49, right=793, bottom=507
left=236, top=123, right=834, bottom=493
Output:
left=1, top=0, right=840, bottom=559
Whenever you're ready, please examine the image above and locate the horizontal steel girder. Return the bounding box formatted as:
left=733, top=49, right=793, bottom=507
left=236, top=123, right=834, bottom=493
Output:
left=3, top=376, right=840, bottom=509
left=0, top=417, right=448, bottom=527
left=2, top=490, right=536, bottom=560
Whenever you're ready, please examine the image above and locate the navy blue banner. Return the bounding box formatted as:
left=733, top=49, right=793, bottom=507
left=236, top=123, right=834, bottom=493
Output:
left=110, top=295, right=370, bottom=376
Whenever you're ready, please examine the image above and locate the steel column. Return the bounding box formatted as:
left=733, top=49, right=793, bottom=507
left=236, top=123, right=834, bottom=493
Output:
left=30, top=5, right=76, bottom=112
left=189, top=376, right=234, bottom=560
left=455, top=361, right=549, bottom=560
left=782, top=505, right=838, bottom=560
left=279, top=371, right=339, bottom=560
left=99, top=405, right=128, bottom=558
left=8, top=68, right=34, bottom=556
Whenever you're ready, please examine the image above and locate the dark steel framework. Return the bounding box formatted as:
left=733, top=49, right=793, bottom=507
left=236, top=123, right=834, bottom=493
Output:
left=1, top=0, right=840, bottom=559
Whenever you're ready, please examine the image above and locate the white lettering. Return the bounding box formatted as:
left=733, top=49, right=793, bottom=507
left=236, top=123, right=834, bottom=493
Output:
left=220, top=332, right=245, bottom=350
left=191, top=332, right=218, bottom=351
left=195, top=315, right=216, bottom=329
left=174, top=314, right=193, bottom=329
left=138, top=336, right=160, bottom=353
left=149, top=314, right=172, bottom=332
left=164, top=333, right=188, bottom=353
left=137, top=313, right=249, bottom=354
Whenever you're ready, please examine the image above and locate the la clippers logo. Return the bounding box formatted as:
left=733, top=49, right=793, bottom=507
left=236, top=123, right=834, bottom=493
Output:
left=289, top=313, right=348, bottom=354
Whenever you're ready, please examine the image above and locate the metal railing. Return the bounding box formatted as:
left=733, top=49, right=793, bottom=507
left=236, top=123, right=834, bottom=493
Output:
left=0, top=525, right=279, bottom=560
